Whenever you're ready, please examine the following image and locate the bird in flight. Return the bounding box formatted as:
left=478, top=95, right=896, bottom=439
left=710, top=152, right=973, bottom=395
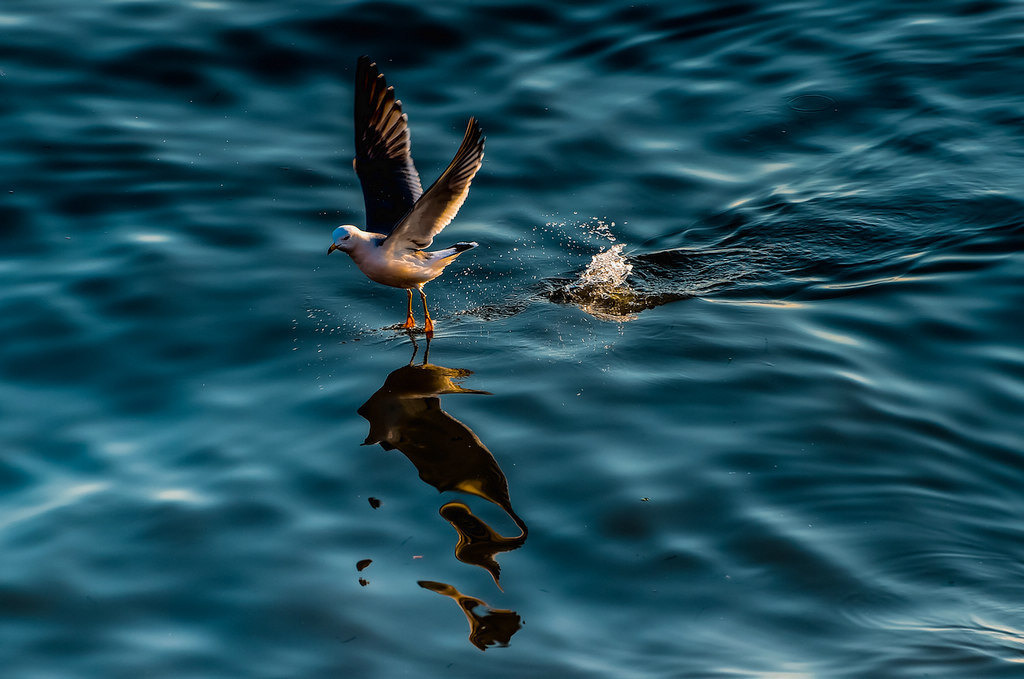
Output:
left=328, top=56, right=485, bottom=338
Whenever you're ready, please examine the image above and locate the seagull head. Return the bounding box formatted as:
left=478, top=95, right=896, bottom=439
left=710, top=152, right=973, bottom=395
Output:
left=327, top=225, right=362, bottom=255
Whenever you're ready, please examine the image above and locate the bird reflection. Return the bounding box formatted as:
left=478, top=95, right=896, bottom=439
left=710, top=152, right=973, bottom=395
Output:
left=417, top=580, right=522, bottom=650
left=357, top=339, right=527, bottom=539
left=440, top=501, right=526, bottom=590
left=357, top=337, right=527, bottom=646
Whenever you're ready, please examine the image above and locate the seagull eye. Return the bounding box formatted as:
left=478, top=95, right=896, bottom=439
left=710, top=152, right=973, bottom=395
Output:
left=342, top=235, right=350, bottom=241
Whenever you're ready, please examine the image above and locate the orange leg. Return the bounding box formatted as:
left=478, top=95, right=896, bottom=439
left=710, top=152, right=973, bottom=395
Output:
left=419, top=287, right=434, bottom=337
left=401, top=289, right=416, bottom=329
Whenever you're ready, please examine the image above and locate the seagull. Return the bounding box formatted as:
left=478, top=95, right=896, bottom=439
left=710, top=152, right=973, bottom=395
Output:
left=328, top=55, right=485, bottom=337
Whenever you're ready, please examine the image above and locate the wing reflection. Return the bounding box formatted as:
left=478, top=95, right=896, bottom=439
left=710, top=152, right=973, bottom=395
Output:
left=440, top=501, right=526, bottom=590
left=417, top=580, right=522, bottom=650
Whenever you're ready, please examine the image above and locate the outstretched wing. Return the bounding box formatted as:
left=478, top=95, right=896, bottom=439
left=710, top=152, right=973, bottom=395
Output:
left=353, top=56, right=424, bottom=234
left=383, top=118, right=484, bottom=253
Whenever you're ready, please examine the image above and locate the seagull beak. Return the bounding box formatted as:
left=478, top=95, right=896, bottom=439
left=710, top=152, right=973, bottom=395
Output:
left=327, top=243, right=339, bottom=255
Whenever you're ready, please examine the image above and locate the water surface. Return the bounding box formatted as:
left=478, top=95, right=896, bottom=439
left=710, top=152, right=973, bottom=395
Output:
left=2, top=0, right=1024, bottom=676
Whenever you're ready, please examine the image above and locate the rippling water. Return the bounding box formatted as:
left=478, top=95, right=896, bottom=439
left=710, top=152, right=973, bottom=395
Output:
left=3, top=1, right=1024, bottom=676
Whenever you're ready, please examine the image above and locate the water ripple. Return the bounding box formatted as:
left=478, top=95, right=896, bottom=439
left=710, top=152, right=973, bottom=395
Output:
left=2, top=0, right=1024, bottom=676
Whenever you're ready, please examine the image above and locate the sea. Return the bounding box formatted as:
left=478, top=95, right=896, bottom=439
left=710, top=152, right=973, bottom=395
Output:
left=2, top=1, right=1023, bottom=677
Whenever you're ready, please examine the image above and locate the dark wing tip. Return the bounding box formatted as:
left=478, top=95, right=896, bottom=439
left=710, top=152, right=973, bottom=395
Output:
left=352, top=56, right=424, bottom=232
left=468, top=117, right=485, bottom=156
left=354, top=56, right=413, bottom=163
left=355, top=55, right=377, bottom=83
left=466, top=117, right=485, bottom=147
left=449, top=117, right=485, bottom=184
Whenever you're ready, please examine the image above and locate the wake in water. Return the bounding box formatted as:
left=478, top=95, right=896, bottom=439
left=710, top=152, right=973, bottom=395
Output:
left=459, top=180, right=1024, bottom=326
left=460, top=217, right=734, bottom=322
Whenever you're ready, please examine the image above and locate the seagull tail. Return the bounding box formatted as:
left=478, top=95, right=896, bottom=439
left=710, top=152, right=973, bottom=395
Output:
left=435, top=241, right=478, bottom=260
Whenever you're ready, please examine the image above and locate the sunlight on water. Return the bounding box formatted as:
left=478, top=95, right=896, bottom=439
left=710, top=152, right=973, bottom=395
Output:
left=153, top=488, right=205, bottom=504
left=805, top=327, right=861, bottom=346
left=132, top=233, right=170, bottom=243
left=716, top=668, right=814, bottom=679
left=1, top=482, right=109, bottom=531
left=707, top=299, right=808, bottom=309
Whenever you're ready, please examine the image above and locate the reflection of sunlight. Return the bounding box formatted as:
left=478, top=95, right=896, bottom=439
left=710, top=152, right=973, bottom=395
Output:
left=836, top=370, right=873, bottom=385
left=154, top=488, right=204, bottom=504
left=819, top=274, right=901, bottom=288
left=726, top=195, right=754, bottom=210
left=1, top=482, right=109, bottom=531
left=806, top=328, right=861, bottom=346
left=971, top=617, right=1024, bottom=660
left=887, top=616, right=1024, bottom=662
left=674, top=164, right=743, bottom=184
left=639, top=139, right=682, bottom=151
left=132, top=233, right=171, bottom=243
left=716, top=666, right=814, bottom=678
left=770, top=183, right=797, bottom=196
left=705, top=298, right=807, bottom=309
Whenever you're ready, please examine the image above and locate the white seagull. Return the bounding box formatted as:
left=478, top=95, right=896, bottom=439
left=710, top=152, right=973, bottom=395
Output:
left=328, top=55, right=485, bottom=337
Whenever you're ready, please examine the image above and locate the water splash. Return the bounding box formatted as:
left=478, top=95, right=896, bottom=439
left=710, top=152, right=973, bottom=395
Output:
left=579, top=243, right=632, bottom=288
left=548, top=244, right=644, bottom=321
left=466, top=216, right=732, bottom=323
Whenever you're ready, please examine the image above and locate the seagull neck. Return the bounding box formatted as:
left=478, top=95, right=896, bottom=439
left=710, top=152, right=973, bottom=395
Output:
left=347, top=234, right=383, bottom=265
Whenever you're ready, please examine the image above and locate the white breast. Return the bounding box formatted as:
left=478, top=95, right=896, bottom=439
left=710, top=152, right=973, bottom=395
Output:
left=348, top=242, right=439, bottom=289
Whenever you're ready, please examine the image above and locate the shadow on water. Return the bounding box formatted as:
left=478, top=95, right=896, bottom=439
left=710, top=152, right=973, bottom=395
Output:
left=356, top=336, right=526, bottom=648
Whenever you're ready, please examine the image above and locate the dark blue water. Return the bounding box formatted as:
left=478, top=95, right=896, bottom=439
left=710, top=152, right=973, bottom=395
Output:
left=3, top=1, right=1024, bottom=676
